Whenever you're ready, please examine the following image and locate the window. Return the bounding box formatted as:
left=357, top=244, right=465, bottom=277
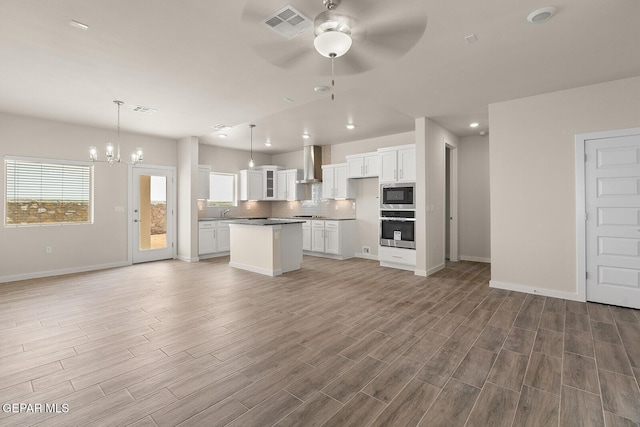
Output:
left=5, top=157, right=93, bottom=226
left=208, top=172, right=236, bottom=207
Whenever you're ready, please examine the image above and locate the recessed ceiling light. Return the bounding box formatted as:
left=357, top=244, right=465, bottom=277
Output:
left=218, top=133, right=227, bottom=138
left=70, top=20, right=89, bottom=30
left=211, top=124, right=231, bottom=131
left=470, top=122, right=479, bottom=128
left=464, top=34, right=477, bottom=44
left=527, top=7, right=556, bottom=23
left=314, top=86, right=330, bottom=93
left=346, top=124, right=356, bottom=130
left=283, top=97, right=294, bottom=103
left=302, top=133, right=310, bottom=139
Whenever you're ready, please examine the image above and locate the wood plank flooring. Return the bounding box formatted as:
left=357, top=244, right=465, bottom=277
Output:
left=1, top=257, right=640, bottom=426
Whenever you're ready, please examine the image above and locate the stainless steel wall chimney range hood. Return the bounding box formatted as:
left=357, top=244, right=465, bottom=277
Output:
left=296, top=145, right=323, bottom=184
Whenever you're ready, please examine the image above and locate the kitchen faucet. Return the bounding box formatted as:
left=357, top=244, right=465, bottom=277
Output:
left=222, top=209, right=230, bottom=217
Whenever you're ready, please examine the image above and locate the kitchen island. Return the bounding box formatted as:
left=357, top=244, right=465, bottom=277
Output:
left=226, top=219, right=304, bottom=276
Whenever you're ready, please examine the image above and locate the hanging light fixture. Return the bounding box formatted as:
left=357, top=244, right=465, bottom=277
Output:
left=313, top=0, right=353, bottom=101
left=248, top=124, right=255, bottom=168
left=90, top=100, right=143, bottom=165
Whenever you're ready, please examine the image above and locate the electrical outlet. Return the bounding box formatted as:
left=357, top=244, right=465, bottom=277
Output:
left=45, top=246, right=52, bottom=254
left=362, top=246, right=370, bottom=254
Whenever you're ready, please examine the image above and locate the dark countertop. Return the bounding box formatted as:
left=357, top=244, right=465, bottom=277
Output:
left=225, top=219, right=306, bottom=226
left=199, top=217, right=355, bottom=222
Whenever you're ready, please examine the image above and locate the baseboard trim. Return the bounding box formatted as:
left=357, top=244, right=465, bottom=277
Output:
left=380, top=261, right=415, bottom=272
left=490, top=280, right=584, bottom=302
left=427, top=263, right=446, bottom=276
left=0, top=261, right=131, bottom=284
left=198, top=252, right=230, bottom=260
left=414, top=269, right=427, bottom=277
left=228, top=262, right=281, bottom=277
left=355, top=253, right=379, bottom=261
left=460, top=256, right=491, bottom=263
left=177, top=255, right=199, bottom=262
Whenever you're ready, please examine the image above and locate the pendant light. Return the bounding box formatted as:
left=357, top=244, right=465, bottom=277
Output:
left=313, top=0, right=353, bottom=101
left=90, top=100, right=143, bottom=165
left=248, top=124, right=255, bottom=168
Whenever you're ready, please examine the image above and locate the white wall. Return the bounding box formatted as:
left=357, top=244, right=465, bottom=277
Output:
left=415, top=119, right=459, bottom=276
left=489, top=76, right=640, bottom=298
left=0, top=112, right=177, bottom=281
left=177, top=137, right=199, bottom=261
left=458, top=135, right=491, bottom=262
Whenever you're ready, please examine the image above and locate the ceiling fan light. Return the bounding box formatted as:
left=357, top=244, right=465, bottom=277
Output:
left=314, top=30, right=352, bottom=58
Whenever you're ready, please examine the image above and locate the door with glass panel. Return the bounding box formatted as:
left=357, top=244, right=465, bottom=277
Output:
left=132, top=166, right=175, bottom=263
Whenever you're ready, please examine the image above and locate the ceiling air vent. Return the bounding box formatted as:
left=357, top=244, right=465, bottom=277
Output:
left=130, top=105, right=157, bottom=114
left=263, top=5, right=313, bottom=40
left=211, top=124, right=232, bottom=131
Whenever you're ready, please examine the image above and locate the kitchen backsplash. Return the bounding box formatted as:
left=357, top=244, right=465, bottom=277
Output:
left=198, top=183, right=356, bottom=219
left=271, top=183, right=355, bottom=218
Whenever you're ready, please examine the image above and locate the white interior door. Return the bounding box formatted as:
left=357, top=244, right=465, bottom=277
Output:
left=585, top=134, right=640, bottom=308
left=132, top=166, right=175, bottom=264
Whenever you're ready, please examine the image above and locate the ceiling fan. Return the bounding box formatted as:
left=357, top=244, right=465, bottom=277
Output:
left=241, top=0, right=428, bottom=76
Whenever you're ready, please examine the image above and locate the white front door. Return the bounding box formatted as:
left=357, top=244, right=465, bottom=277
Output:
left=585, top=133, right=640, bottom=308
left=132, top=166, right=176, bottom=264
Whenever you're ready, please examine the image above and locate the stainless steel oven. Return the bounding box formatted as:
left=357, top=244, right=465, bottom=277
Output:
left=381, top=183, right=415, bottom=210
left=380, top=210, right=415, bottom=249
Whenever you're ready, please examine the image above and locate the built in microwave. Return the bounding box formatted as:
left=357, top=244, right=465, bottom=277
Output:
left=381, top=183, right=415, bottom=209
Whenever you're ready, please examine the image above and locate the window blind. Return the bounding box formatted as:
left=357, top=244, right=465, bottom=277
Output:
left=5, top=157, right=93, bottom=225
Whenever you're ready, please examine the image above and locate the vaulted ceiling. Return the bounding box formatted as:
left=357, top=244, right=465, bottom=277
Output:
left=1, top=0, right=638, bottom=153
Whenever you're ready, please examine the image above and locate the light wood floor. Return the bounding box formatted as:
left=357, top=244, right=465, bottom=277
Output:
left=1, top=257, right=639, bottom=426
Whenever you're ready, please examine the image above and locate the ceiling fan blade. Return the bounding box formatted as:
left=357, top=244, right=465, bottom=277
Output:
left=251, top=40, right=316, bottom=69
left=356, top=18, right=427, bottom=60
left=336, top=49, right=375, bottom=75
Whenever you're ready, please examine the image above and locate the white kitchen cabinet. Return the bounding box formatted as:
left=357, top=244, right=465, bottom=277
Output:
left=253, top=165, right=282, bottom=200
left=216, top=223, right=230, bottom=252
left=197, top=165, right=211, bottom=199
left=324, top=221, right=340, bottom=255
left=302, top=220, right=311, bottom=251
left=199, top=221, right=230, bottom=258
left=239, top=169, right=263, bottom=201
left=311, top=221, right=326, bottom=252
left=276, top=169, right=303, bottom=201
left=306, top=220, right=356, bottom=260
left=378, top=246, right=416, bottom=271
left=346, top=152, right=380, bottom=178
left=322, top=164, right=355, bottom=199
left=378, top=145, right=416, bottom=183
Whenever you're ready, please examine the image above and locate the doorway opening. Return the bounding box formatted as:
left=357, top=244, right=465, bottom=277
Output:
left=445, top=144, right=459, bottom=262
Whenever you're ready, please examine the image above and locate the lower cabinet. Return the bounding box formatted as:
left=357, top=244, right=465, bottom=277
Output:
left=306, top=220, right=356, bottom=260
left=198, top=221, right=230, bottom=258
left=302, top=221, right=312, bottom=251
left=378, top=246, right=416, bottom=271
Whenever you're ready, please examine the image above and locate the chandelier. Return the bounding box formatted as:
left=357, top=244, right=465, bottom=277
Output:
left=90, top=100, right=143, bottom=165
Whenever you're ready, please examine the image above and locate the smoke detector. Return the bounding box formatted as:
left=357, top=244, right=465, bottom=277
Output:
left=527, top=7, right=556, bottom=23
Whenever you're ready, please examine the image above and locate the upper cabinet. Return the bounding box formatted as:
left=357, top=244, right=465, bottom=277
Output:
left=378, top=144, right=416, bottom=183
left=197, top=165, right=211, bottom=199
left=259, top=166, right=282, bottom=200
left=239, top=169, right=263, bottom=201
left=322, top=163, right=355, bottom=199
left=276, top=169, right=304, bottom=201
left=346, top=152, right=380, bottom=178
